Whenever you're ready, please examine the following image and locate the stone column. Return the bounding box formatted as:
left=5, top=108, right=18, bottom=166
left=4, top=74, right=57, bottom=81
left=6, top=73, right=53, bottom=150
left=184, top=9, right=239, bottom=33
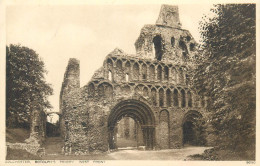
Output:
left=163, top=90, right=167, bottom=107
left=171, top=91, right=174, bottom=107
left=162, top=65, right=165, bottom=81
left=178, top=91, right=182, bottom=107
left=155, top=65, right=158, bottom=82
left=139, top=64, right=142, bottom=81
left=147, top=64, right=150, bottom=81
left=168, top=66, right=172, bottom=82
left=183, top=71, right=186, bottom=86
left=176, top=71, right=179, bottom=84
left=156, top=89, right=159, bottom=107
left=204, top=96, right=208, bottom=108
left=129, top=62, right=133, bottom=81
left=185, top=91, right=189, bottom=108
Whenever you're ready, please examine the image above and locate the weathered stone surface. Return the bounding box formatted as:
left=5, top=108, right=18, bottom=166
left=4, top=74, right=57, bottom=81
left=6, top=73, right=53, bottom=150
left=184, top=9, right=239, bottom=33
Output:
left=27, top=110, right=47, bottom=145
left=6, top=142, right=43, bottom=156
left=59, top=5, right=208, bottom=154
left=156, top=5, right=182, bottom=28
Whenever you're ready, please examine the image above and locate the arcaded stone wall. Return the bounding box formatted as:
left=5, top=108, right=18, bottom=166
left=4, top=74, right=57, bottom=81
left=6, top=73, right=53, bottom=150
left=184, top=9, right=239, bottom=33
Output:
left=59, top=4, right=209, bottom=154
left=60, top=52, right=207, bottom=153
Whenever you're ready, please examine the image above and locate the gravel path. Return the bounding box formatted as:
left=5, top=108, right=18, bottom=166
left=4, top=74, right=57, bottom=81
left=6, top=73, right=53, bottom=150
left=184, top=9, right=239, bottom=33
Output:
left=42, top=146, right=211, bottom=160
left=107, top=146, right=211, bottom=160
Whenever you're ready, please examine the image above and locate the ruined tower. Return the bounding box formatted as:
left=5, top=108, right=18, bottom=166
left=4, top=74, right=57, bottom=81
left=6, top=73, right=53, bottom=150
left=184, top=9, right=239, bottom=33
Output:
left=60, top=5, right=208, bottom=154
left=135, top=5, right=196, bottom=63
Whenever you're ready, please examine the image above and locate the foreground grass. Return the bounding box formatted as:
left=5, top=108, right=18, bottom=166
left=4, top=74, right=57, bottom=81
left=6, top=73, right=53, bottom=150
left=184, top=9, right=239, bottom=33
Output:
left=188, top=147, right=255, bottom=161
left=6, top=128, right=30, bottom=143
left=6, top=148, right=42, bottom=160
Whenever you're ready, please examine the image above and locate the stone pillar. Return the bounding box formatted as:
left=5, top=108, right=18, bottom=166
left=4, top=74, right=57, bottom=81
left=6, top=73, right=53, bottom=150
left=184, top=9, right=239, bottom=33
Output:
left=139, top=64, right=142, bottom=81
left=162, top=66, right=165, bottom=81
left=176, top=71, right=179, bottom=84
left=163, top=90, right=167, bottom=107
left=183, top=71, right=186, bottom=85
left=168, top=66, right=172, bottom=82
left=130, top=62, right=133, bottom=81
left=108, top=126, right=117, bottom=150
left=147, top=64, right=150, bottom=81
left=156, top=89, right=159, bottom=107
left=205, top=96, right=208, bottom=108
left=155, top=65, right=158, bottom=82
left=185, top=91, right=189, bottom=108
left=171, top=91, right=174, bottom=107
left=178, top=92, right=182, bottom=108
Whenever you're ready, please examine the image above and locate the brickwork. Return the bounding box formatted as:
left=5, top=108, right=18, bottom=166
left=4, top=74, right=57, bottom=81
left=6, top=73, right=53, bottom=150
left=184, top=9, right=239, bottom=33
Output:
left=59, top=5, right=209, bottom=154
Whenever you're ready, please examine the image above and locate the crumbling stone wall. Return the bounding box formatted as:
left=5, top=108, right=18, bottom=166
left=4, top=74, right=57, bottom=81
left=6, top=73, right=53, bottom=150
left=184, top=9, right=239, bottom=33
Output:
left=60, top=4, right=209, bottom=154
left=59, top=58, right=80, bottom=139
left=27, top=110, right=47, bottom=144
left=11, top=110, right=47, bottom=156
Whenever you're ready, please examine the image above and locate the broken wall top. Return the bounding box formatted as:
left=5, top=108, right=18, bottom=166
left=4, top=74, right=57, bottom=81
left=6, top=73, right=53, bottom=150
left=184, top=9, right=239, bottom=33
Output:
left=134, top=5, right=197, bottom=64
left=156, top=5, right=182, bottom=28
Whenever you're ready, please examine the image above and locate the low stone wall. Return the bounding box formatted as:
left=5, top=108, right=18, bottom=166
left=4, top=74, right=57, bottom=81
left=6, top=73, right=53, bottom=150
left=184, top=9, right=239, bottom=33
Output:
left=6, top=142, right=45, bottom=156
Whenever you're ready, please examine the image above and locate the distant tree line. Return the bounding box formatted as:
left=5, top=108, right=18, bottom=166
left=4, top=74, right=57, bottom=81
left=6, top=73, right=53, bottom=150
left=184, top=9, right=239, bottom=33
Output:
left=6, top=44, right=53, bottom=128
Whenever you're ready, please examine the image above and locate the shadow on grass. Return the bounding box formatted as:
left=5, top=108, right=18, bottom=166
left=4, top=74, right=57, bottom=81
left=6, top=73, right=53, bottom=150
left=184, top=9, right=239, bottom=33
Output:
left=188, top=147, right=255, bottom=161
left=6, top=148, right=42, bottom=160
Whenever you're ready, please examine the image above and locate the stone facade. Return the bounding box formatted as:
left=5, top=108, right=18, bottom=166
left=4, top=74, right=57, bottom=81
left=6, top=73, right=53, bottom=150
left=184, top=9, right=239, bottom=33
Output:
left=60, top=5, right=209, bottom=154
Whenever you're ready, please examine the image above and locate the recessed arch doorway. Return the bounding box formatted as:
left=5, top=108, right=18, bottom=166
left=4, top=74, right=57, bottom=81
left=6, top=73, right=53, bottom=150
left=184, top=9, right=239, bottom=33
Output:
left=182, top=110, right=206, bottom=146
left=108, top=99, right=156, bottom=150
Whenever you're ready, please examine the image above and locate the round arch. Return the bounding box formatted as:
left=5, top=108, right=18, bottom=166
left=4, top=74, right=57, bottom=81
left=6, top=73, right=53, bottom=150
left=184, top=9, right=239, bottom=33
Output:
left=182, top=110, right=202, bottom=125
left=108, top=99, right=156, bottom=150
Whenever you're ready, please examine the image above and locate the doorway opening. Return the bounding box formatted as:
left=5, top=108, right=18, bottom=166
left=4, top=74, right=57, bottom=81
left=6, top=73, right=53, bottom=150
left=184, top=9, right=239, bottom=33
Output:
left=182, top=110, right=206, bottom=146
left=108, top=99, right=155, bottom=150
left=116, top=116, right=144, bottom=149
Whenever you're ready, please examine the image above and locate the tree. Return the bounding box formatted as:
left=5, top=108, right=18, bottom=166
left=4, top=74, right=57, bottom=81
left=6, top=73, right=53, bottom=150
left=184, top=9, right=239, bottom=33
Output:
left=192, top=4, right=255, bottom=159
left=6, top=44, right=53, bottom=128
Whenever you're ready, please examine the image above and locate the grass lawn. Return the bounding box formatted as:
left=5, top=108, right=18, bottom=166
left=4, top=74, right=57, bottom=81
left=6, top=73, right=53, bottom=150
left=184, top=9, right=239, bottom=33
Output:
left=6, top=128, right=30, bottom=143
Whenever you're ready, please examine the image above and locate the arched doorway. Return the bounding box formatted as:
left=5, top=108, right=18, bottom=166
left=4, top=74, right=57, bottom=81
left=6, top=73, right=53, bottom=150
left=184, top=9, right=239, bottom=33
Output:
left=46, top=113, right=60, bottom=137
left=116, top=117, right=144, bottom=149
left=108, top=99, right=156, bottom=150
left=182, top=110, right=205, bottom=146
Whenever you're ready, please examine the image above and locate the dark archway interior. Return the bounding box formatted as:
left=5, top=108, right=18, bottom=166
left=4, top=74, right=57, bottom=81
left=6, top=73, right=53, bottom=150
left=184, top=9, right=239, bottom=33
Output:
left=153, top=35, right=163, bottom=61
left=46, top=113, right=60, bottom=137
left=183, top=121, right=196, bottom=145
left=179, top=40, right=189, bottom=57
left=182, top=111, right=205, bottom=146
left=108, top=100, right=155, bottom=150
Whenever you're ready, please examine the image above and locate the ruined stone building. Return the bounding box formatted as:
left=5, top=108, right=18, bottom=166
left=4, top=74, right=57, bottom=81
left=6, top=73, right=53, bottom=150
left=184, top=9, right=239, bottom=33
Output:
left=59, top=5, right=210, bottom=154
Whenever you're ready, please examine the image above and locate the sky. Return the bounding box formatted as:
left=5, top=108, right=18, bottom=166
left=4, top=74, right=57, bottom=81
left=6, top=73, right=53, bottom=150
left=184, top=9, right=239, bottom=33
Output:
left=6, top=4, right=214, bottom=113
